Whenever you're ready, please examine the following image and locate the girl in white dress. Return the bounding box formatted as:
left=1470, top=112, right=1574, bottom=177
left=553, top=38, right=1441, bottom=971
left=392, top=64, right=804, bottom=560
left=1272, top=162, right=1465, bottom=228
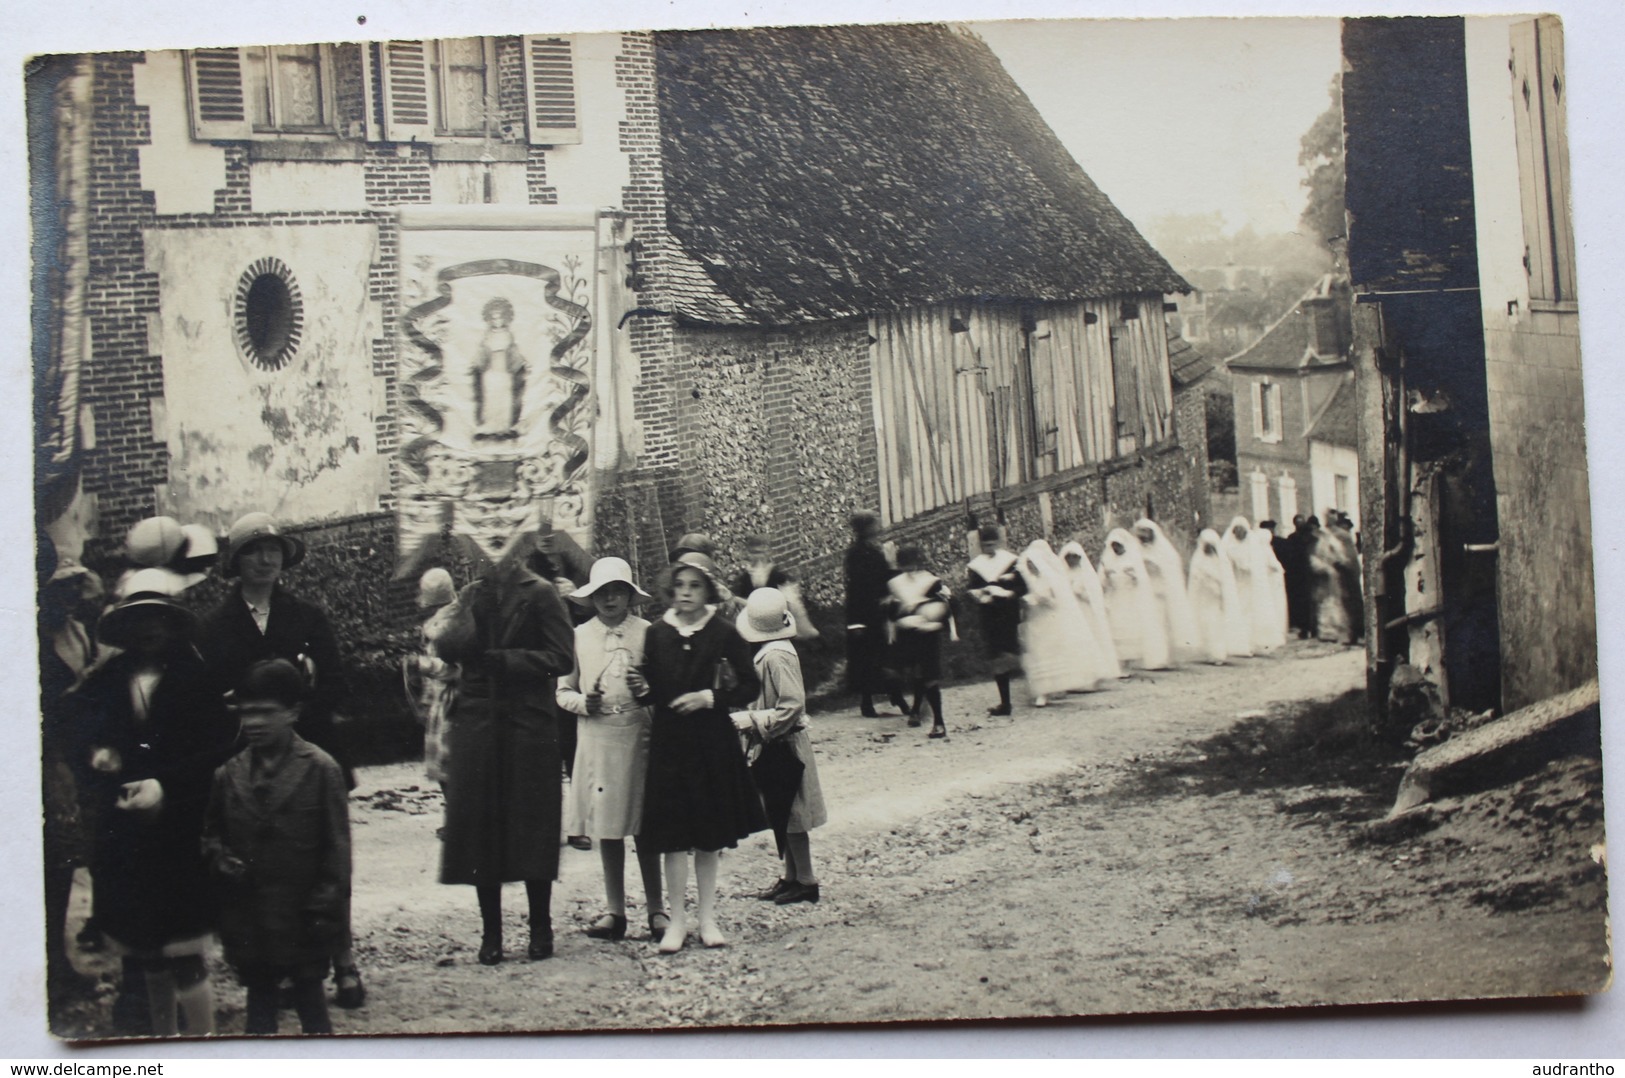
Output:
left=1132, top=518, right=1202, bottom=664
left=1100, top=528, right=1168, bottom=671
left=1059, top=540, right=1121, bottom=680
left=556, top=558, right=668, bottom=942
left=1016, top=540, right=1112, bottom=703
left=1187, top=529, right=1245, bottom=664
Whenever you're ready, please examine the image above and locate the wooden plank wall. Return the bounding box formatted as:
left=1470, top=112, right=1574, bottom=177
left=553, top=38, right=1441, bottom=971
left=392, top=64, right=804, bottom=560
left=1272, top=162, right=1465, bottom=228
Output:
left=869, top=295, right=1176, bottom=526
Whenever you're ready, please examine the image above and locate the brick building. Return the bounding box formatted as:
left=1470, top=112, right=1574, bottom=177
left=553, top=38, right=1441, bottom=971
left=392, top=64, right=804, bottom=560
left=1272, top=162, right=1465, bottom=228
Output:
left=1228, top=275, right=1358, bottom=530
left=32, top=23, right=1207, bottom=710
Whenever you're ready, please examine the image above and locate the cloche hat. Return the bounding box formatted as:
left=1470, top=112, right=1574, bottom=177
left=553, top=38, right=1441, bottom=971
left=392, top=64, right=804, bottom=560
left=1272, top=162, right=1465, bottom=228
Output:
left=736, top=587, right=796, bottom=643
left=417, top=567, right=456, bottom=609
left=224, top=512, right=306, bottom=576
left=571, top=557, right=651, bottom=603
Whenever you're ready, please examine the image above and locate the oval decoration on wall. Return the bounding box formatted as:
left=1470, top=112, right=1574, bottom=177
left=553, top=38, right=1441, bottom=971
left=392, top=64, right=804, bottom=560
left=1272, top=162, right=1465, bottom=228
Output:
left=233, top=256, right=304, bottom=372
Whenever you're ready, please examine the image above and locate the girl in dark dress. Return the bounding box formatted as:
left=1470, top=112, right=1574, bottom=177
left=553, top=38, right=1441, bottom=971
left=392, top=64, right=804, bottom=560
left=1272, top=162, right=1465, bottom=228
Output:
left=886, top=546, right=953, bottom=738
left=966, top=524, right=1026, bottom=716
left=632, top=553, right=767, bottom=953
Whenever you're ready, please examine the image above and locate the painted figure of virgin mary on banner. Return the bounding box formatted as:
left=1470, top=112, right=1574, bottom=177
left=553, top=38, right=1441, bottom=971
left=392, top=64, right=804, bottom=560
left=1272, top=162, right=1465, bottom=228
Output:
left=392, top=207, right=635, bottom=573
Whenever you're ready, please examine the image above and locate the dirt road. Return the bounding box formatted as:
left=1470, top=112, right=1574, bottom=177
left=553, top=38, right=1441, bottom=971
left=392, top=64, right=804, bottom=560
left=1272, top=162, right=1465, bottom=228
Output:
left=60, top=640, right=1609, bottom=1037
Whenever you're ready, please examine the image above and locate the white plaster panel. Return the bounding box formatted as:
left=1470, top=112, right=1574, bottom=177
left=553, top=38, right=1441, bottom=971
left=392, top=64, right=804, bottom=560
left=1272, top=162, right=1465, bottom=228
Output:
left=542, top=33, right=632, bottom=206
left=132, top=50, right=228, bottom=216
left=427, top=161, right=530, bottom=206
left=143, top=223, right=384, bottom=532
left=251, top=160, right=369, bottom=213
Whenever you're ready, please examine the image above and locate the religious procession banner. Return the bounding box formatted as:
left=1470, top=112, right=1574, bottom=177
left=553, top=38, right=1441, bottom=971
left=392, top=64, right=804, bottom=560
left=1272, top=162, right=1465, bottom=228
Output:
left=395, top=205, right=626, bottom=573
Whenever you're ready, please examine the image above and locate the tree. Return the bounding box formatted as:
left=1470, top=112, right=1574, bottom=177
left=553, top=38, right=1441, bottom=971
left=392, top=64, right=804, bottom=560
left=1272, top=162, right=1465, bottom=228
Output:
left=1298, top=74, right=1345, bottom=257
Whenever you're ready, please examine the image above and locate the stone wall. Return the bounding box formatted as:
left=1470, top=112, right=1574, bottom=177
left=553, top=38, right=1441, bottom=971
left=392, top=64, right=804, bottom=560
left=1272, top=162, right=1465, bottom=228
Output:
left=1485, top=306, right=1595, bottom=710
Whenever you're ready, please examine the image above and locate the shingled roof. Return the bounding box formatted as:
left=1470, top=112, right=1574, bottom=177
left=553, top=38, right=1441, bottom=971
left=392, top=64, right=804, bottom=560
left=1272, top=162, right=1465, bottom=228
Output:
left=653, top=23, right=1189, bottom=325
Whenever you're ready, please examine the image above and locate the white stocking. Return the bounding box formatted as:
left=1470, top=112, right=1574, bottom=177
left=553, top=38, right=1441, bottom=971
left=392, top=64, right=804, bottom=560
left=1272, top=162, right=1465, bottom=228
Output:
left=695, top=850, right=725, bottom=947
left=659, top=851, right=690, bottom=953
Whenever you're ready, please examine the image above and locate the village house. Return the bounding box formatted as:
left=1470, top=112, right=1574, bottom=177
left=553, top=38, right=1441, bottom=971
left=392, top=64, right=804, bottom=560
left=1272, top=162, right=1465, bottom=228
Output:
left=1226, top=275, right=1359, bottom=530
left=1343, top=15, right=1591, bottom=717
left=32, top=23, right=1205, bottom=708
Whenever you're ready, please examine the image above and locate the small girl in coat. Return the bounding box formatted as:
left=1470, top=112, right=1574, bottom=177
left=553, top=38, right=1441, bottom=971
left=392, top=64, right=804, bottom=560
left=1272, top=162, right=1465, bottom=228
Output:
left=555, top=558, right=668, bottom=942
left=887, top=546, right=954, bottom=738
left=204, top=659, right=351, bottom=1035
left=409, top=567, right=460, bottom=787
left=732, top=588, right=828, bottom=906
left=632, top=553, right=768, bottom=953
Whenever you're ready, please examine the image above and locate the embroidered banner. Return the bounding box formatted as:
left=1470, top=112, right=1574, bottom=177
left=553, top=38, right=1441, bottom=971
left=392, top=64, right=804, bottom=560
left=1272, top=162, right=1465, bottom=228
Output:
left=396, top=208, right=601, bottom=571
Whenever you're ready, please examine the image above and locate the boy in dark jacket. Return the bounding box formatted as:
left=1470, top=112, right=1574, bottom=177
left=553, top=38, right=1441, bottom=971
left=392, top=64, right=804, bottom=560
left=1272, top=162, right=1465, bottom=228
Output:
left=204, top=660, right=351, bottom=1035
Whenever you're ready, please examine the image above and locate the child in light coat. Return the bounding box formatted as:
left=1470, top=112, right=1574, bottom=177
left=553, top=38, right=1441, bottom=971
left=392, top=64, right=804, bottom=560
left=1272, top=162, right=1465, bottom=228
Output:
left=732, top=588, right=828, bottom=906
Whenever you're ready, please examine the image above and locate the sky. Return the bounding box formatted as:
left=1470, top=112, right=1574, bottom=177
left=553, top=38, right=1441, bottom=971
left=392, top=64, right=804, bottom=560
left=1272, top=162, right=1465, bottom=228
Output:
left=976, top=18, right=1342, bottom=239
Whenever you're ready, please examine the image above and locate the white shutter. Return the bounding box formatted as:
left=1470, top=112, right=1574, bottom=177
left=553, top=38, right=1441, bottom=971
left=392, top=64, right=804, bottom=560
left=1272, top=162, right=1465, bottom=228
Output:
left=1250, top=381, right=1265, bottom=440
left=185, top=48, right=252, bottom=140
left=380, top=40, right=435, bottom=142
left=1267, top=383, right=1283, bottom=441
left=522, top=36, right=581, bottom=145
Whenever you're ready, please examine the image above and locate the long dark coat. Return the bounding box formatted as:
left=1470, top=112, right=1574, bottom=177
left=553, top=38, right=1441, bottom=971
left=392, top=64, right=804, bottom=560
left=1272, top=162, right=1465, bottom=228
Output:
left=433, top=566, right=575, bottom=886
left=638, top=614, right=769, bottom=854
left=843, top=540, right=895, bottom=694
left=203, top=736, right=351, bottom=976
left=71, top=646, right=237, bottom=951
left=199, top=585, right=353, bottom=784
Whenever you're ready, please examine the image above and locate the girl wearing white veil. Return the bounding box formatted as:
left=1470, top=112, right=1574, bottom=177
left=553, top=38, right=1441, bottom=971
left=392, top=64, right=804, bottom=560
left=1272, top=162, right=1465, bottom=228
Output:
left=1059, top=540, right=1121, bottom=680
left=1252, top=526, right=1290, bottom=650
left=1188, top=529, right=1245, bottom=664
left=1220, top=517, right=1262, bottom=657
left=1016, top=540, right=1111, bottom=704
left=1132, top=518, right=1202, bottom=664
left=1100, top=528, right=1169, bottom=671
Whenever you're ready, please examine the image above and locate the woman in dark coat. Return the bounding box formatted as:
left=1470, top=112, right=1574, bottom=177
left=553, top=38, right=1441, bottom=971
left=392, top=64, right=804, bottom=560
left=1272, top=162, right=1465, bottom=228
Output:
left=843, top=511, right=904, bottom=717
left=432, top=552, right=576, bottom=965
left=73, top=569, right=237, bottom=1036
left=633, top=553, right=767, bottom=953
left=197, top=511, right=364, bottom=1007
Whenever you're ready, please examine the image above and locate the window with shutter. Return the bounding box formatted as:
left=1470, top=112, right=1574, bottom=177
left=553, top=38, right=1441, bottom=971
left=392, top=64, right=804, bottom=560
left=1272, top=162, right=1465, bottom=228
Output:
left=187, top=46, right=337, bottom=139
left=522, top=36, right=581, bottom=145
left=186, top=48, right=253, bottom=140
left=380, top=40, right=435, bottom=142
left=1250, top=381, right=1265, bottom=440
left=1509, top=16, right=1577, bottom=304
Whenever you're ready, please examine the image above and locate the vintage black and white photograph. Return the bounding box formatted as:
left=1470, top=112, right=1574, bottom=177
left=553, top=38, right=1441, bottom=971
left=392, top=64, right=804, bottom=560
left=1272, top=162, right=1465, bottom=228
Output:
left=21, top=0, right=1613, bottom=1045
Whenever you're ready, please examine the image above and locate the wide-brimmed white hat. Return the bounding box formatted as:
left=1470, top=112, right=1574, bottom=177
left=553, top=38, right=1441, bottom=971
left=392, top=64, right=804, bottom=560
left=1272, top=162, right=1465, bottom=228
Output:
left=97, top=567, right=198, bottom=649
left=571, top=557, right=651, bottom=603
left=737, top=587, right=797, bottom=643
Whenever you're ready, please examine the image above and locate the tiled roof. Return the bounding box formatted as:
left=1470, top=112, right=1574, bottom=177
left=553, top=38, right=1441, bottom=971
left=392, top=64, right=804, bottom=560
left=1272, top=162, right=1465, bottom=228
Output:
left=1167, top=327, right=1214, bottom=388
left=1223, top=276, right=1349, bottom=371
left=1305, top=375, right=1359, bottom=448
left=653, top=24, right=1189, bottom=325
